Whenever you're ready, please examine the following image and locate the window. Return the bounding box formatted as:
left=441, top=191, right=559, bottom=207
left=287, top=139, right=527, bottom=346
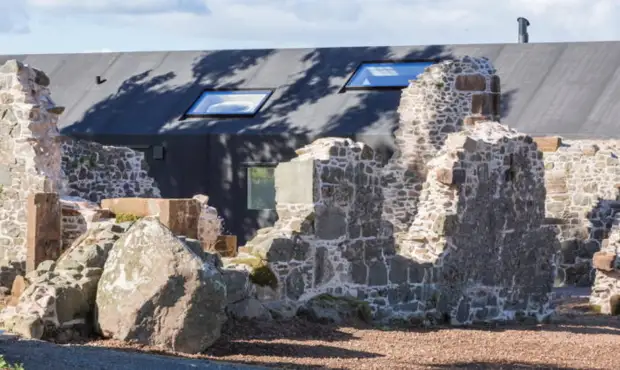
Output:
left=247, top=166, right=276, bottom=210
left=344, top=61, right=435, bottom=90
left=185, top=90, right=272, bottom=117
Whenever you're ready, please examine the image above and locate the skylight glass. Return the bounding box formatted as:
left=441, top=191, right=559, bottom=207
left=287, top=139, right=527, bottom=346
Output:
left=345, top=61, right=435, bottom=89
left=186, top=90, right=272, bottom=117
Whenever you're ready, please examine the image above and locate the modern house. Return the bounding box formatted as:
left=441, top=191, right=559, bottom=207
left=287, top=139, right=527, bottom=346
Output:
left=3, top=38, right=620, bottom=244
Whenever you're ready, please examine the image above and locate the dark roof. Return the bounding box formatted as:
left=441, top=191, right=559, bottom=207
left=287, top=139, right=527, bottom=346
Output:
left=2, top=41, right=620, bottom=139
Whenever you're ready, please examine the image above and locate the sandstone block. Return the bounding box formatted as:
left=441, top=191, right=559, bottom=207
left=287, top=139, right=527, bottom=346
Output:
left=455, top=74, right=486, bottom=91
left=533, top=136, right=561, bottom=152
left=471, top=93, right=499, bottom=116
left=544, top=172, right=568, bottom=194
left=96, top=217, right=227, bottom=354
left=210, top=235, right=237, bottom=257
left=8, top=276, right=28, bottom=307
left=446, top=134, right=478, bottom=152
left=26, top=193, right=61, bottom=273
left=435, top=167, right=467, bottom=185
left=592, top=252, right=616, bottom=272
left=101, top=198, right=200, bottom=238
left=490, top=75, right=501, bottom=93
left=275, top=160, right=315, bottom=205
left=463, top=115, right=490, bottom=126
left=581, top=144, right=599, bottom=156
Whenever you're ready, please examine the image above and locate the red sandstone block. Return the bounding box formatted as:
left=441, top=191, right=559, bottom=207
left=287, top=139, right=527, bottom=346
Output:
left=490, top=75, right=501, bottom=93
left=101, top=198, right=200, bottom=239
left=592, top=252, right=616, bottom=272
left=463, top=115, right=490, bottom=126
left=533, top=137, right=561, bottom=152
left=8, top=275, right=28, bottom=306
left=26, top=193, right=61, bottom=272
left=209, top=235, right=238, bottom=257
left=455, top=74, right=486, bottom=91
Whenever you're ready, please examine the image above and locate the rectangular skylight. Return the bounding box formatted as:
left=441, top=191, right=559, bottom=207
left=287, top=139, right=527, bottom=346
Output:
left=345, top=61, right=435, bottom=89
left=185, top=90, right=273, bottom=117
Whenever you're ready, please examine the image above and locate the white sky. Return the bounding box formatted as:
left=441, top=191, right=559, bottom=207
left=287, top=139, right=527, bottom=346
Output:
left=0, top=0, right=618, bottom=54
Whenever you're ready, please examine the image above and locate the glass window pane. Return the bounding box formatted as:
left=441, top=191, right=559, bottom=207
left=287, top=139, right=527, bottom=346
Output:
left=247, top=167, right=276, bottom=210
left=186, top=90, right=272, bottom=116
left=346, top=62, right=435, bottom=88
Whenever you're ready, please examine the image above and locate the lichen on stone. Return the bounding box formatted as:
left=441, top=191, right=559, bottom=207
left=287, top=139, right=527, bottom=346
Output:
left=114, top=213, right=141, bottom=223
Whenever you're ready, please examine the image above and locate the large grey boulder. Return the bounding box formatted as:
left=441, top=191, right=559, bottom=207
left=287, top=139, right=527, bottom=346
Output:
left=95, top=216, right=227, bottom=354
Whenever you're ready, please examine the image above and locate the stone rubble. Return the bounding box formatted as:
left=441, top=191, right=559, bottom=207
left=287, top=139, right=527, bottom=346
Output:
left=0, top=220, right=131, bottom=341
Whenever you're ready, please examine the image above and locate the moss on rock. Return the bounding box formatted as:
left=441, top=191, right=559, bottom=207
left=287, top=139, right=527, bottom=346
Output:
left=249, top=265, right=278, bottom=289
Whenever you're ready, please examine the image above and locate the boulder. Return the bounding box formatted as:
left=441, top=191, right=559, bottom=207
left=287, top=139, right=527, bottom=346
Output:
left=0, top=221, right=129, bottom=341
left=298, top=294, right=372, bottom=324
left=227, top=298, right=272, bottom=321
left=221, top=264, right=255, bottom=305
left=95, top=216, right=227, bottom=354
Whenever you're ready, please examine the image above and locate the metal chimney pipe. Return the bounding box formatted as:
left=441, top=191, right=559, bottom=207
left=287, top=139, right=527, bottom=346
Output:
left=517, top=17, right=530, bottom=43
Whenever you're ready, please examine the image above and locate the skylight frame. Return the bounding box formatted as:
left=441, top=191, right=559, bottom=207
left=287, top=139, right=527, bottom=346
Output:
left=182, top=88, right=275, bottom=119
left=341, top=59, right=441, bottom=92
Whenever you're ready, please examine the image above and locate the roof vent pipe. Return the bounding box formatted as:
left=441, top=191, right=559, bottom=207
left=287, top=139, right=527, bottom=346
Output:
left=517, top=17, right=530, bottom=43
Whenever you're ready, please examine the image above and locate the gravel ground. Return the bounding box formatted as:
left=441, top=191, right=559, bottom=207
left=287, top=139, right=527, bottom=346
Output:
left=2, top=292, right=620, bottom=370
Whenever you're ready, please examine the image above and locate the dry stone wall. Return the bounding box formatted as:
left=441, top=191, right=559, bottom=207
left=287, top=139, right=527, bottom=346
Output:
left=238, top=57, right=556, bottom=325
left=541, top=139, right=620, bottom=287
left=61, top=138, right=160, bottom=203
left=0, top=61, right=64, bottom=286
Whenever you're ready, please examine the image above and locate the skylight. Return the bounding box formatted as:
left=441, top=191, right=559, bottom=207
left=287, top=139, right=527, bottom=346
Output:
left=185, top=90, right=272, bottom=117
left=345, top=61, right=435, bottom=89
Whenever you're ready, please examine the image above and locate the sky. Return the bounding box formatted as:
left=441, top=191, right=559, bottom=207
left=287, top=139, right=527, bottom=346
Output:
left=0, top=0, right=619, bottom=54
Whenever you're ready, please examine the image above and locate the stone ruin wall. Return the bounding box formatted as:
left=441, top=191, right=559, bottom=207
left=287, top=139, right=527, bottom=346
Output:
left=240, top=57, right=556, bottom=324
left=61, top=138, right=160, bottom=203
left=0, top=60, right=64, bottom=286
left=0, top=60, right=160, bottom=288
left=382, top=56, right=501, bottom=247
left=539, top=139, right=620, bottom=288
left=59, top=138, right=161, bottom=250
left=590, top=215, right=620, bottom=314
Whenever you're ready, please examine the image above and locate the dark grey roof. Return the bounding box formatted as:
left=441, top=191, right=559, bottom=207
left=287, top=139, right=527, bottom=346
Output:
left=2, top=41, right=620, bottom=139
